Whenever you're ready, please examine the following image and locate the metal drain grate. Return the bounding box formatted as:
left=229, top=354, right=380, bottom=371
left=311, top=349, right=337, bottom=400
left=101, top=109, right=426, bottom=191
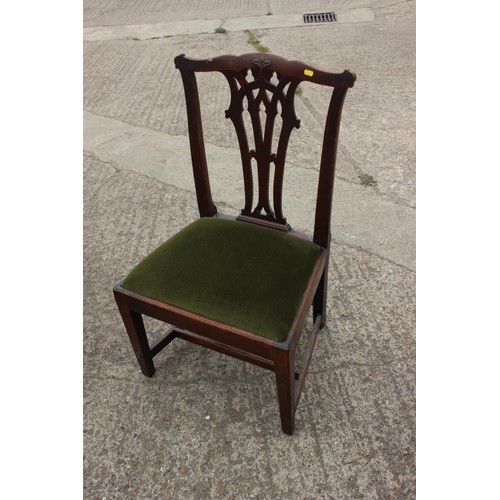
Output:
left=303, top=12, right=336, bottom=23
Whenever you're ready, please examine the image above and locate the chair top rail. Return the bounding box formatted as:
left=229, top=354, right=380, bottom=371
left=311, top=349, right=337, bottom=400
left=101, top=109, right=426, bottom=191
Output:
left=174, top=52, right=356, bottom=88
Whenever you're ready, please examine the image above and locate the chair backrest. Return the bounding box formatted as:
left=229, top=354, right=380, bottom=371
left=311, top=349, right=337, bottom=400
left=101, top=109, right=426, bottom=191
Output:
left=174, top=53, right=355, bottom=249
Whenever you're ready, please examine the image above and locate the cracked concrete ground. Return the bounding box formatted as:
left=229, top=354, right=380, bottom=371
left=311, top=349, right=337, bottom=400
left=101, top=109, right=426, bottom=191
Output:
left=84, top=0, right=415, bottom=497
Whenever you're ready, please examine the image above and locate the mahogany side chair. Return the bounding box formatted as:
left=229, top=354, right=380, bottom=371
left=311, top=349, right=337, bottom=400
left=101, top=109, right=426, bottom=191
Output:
left=113, top=53, right=355, bottom=434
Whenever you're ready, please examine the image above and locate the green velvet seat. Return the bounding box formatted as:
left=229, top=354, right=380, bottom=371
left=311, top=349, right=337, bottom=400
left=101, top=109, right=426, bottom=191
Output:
left=122, top=217, right=323, bottom=342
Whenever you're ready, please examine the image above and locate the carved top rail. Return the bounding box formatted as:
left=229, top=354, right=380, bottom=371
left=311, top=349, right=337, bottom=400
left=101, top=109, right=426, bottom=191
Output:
left=175, top=53, right=356, bottom=243
left=175, top=53, right=356, bottom=88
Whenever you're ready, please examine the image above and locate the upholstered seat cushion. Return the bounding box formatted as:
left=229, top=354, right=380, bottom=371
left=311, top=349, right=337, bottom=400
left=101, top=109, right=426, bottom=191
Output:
left=122, top=217, right=323, bottom=342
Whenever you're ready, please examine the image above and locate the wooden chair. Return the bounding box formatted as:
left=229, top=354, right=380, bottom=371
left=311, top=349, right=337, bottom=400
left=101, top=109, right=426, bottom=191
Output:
left=113, top=53, right=355, bottom=434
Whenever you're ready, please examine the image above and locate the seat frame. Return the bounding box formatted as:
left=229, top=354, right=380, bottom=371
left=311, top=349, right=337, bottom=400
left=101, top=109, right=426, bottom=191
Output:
left=113, top=53, right=355, bottom=434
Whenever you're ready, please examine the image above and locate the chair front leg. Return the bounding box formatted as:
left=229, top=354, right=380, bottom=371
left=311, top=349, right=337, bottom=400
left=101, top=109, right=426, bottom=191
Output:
left=114, top=289, right=155, bottom=377
left=272, top=345, right=296, bottom=435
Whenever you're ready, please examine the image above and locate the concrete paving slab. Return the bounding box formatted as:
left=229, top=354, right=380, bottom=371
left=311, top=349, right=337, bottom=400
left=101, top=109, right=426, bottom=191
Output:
left=83, top=0, right=376, bottom=29
left=84, top=9, right=374, bottom=42
left=84, top=0, right=270, bottom=27
left=84, top=19, right=223, bottom=42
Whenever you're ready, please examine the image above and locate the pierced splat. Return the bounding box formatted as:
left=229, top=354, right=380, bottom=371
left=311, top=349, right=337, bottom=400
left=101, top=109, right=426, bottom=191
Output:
left=174, top=52, right=356, bottom=243
left=223, top=57, right=302, bottom=230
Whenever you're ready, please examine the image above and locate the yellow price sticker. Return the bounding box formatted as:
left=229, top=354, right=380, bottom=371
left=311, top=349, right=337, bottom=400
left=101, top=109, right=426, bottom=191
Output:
left=304, top=69, right=314, bottom=77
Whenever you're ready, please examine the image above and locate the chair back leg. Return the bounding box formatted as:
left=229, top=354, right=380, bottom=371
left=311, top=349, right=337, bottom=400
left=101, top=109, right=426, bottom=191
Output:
left=313, top=268, right=328, bottom=328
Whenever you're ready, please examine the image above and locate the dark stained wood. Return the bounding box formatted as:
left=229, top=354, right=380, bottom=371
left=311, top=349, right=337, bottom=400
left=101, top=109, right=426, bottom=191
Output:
left=313, top=244, right=330, bottom=328
left=174, top=53, right=356, bottom=88
left=313, top=86, right=350, bottom=248
left=272, top=78, right=301, bottom=223
left=272, top=345, right=296, bottom=435
left=149, top=328, right=178, bottom=358
left=114, top=53, right=355, bottom=434
left=115, top=283, right=276, bottom=361
left=285, top=250, right=326, bottom=354
left=175, top=329, right=275, bottom=371
left=220, top=60, right=302, bottom=229
left=294, top=315, right=322, bottom=408
left=223, top=72, right=254, bottom=214
left=114, top=288, right=155, bottom=377
left=176, top=67, right=218, bottom=218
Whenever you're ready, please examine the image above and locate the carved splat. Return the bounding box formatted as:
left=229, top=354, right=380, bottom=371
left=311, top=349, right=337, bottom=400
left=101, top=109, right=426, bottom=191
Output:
left=223, top=56, right=301, bottom=230
left=174, top=52, right=356, bottom=242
